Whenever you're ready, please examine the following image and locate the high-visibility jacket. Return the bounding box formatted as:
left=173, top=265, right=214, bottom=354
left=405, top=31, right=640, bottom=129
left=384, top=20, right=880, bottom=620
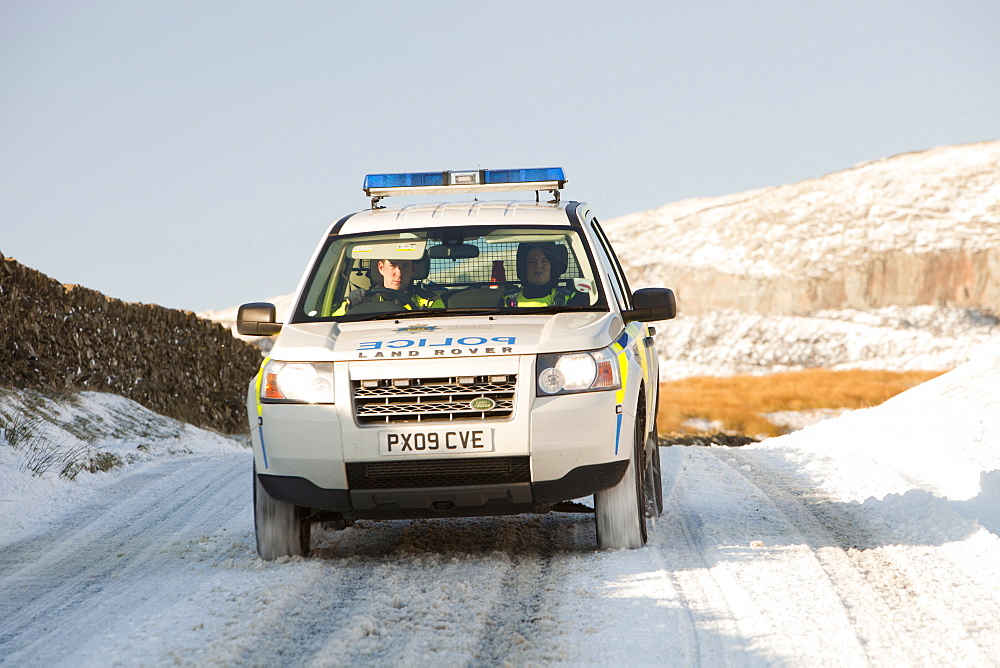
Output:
left=504, top=286, right=575, bottom=308
left=332, top=287, right=444, bottom=316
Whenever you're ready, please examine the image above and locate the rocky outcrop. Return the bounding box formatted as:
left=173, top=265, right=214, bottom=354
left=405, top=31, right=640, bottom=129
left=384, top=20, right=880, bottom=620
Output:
left=605, top=141, right=1000, bottom=315
left=646, top=247, right=1000, bottom=315
left=0, top=253, right=263, bottom=434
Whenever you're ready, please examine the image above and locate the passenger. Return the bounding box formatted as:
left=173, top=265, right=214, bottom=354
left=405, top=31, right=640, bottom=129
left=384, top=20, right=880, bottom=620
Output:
left=506, top=242, right=583, bottom=307
left=334, top=258, right=444, bottom=314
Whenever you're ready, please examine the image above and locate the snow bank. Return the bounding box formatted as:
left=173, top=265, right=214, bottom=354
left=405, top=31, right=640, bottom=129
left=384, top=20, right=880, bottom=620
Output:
left=750, top=355, right=1000, bottom=542
left=0, top=389, right=246, bottom=540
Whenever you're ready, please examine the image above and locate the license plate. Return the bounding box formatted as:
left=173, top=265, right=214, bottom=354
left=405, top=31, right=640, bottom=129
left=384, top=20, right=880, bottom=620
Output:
left=378, top=429, right=494, bottom=455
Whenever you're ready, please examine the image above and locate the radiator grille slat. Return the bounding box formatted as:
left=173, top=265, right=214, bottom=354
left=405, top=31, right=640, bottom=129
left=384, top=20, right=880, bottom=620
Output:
left=353, top=375, right=516, bottom=425
left=346, top=456, right=530, bottom=489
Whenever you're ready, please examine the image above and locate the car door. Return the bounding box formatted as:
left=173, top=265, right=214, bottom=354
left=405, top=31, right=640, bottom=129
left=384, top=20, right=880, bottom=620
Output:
left=589, top=217, right=659, bottom=417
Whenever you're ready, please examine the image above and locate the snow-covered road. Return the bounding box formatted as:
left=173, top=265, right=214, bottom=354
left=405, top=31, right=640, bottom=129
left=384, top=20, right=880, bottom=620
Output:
left=2, top=355, right=999, bottom=665
left=2, top=446, right=998, bottom=664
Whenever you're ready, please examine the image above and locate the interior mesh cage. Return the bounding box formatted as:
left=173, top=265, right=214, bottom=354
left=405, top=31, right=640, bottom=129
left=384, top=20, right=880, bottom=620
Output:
left=346, top=241, right=580, bottom=287
left=425, top=241, right=579, bottom=286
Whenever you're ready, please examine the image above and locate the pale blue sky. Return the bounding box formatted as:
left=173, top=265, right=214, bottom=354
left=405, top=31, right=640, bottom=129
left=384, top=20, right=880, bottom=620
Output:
left=2, top=1, right=998, bottom=312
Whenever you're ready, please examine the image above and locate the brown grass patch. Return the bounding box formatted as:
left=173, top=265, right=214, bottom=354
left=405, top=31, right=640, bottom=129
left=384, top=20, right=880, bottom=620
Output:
left=657, top=368, right=945, bottom=438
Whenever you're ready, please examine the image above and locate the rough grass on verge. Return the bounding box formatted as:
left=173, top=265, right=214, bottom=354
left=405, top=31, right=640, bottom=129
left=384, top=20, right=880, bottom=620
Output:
left=1, top=412, right=93, bottom=479
left=657, top=368, right=945, bottom=438
left=1, top=392, right=124, bottom=479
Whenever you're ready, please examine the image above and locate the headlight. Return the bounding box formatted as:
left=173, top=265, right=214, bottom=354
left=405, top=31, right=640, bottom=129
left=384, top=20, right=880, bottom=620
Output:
left=261, top=360, right=335, bottom=403
left=536, top=346, right=621, bottom=395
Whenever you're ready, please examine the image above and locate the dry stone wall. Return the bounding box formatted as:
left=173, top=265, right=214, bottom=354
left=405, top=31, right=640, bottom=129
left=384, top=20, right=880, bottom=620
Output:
left=1, top=253, right=263, bottom=434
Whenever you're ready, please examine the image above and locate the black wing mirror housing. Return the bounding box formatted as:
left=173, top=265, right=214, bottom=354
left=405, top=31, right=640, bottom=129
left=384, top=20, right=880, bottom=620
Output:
left=622, top=288, right=676, bottom=322
left=237, top=302, right=283, bottom=336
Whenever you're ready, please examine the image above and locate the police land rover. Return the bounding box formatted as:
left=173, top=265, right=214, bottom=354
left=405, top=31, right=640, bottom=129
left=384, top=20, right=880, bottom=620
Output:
left=237, top=168, right=676, bottom=559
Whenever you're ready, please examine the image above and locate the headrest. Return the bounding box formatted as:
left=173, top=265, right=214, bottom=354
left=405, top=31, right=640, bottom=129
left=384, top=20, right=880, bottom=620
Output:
left=515, top=242, right=568, bottom=283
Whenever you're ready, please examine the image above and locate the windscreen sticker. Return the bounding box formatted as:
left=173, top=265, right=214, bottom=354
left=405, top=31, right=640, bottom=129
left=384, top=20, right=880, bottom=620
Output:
left=356, top=336, right=516, bottom=358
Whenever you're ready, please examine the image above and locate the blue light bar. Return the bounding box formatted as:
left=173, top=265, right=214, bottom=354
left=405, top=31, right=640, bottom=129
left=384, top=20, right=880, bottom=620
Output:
left=363, top=172, right=446, bottom=190
left=363, top=168, right=567, bottom=199
left=484, top=168, right=565, bottom=185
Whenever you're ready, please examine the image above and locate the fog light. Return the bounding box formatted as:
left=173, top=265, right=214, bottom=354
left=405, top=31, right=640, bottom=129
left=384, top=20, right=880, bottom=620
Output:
left=537, top=368, right=565, bottom=394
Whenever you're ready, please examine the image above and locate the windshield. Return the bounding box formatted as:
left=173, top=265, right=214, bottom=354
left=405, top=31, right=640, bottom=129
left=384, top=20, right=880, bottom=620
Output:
left=291, top=225, right=607, bottom=323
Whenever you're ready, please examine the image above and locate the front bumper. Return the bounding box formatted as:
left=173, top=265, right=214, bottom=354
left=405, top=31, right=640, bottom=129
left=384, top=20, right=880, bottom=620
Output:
left=258, top=458, right=628, bottom=520
left=249, top=354, right=636, bottom=517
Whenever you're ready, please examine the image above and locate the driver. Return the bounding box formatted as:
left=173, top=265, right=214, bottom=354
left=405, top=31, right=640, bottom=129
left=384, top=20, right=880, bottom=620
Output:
left=334, top=258, right=444, bottom=314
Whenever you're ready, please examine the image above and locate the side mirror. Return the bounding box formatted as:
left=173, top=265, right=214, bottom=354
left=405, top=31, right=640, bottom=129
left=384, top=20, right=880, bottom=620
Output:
left=237, top=302, right=283, bottom=336
left=622, top=288, right=676, bottom=322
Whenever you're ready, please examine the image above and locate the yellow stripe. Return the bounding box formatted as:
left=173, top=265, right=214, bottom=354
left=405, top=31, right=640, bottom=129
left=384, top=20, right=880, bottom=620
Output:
left=254, top=356, right=271, bottom=417
left=613, top=342, right=628, bottom=404
left=632, top=322, right=648, bottom=380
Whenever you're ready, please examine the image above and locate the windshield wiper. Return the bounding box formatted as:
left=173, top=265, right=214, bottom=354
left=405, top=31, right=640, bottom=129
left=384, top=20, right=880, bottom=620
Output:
left=337, top=305, right=604, bottom=323
left=434, top=308, right=508, bottom=317
left=501, top=306, right=605, bottom=316
left=336, top=309, right=435, bottom=323
left=359, top=308, right=509, bottom=320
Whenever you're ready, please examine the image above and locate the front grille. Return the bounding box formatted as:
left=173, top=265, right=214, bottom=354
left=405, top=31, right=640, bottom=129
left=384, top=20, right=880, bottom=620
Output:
left=353, top=375, right=516, bottom=425
left=346, top=456, right=531, bottom=489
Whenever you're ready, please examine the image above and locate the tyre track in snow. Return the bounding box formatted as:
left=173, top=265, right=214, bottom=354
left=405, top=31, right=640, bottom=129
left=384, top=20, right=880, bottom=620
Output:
left=647, top=445, right=748, bottom=666
left=559, top=444, right=877, bottom=665
left=722, top=447, right=1000, bottom=666
left=233, top=522, right=412, bottom=665
left=254, top=513, right=595, bottom=665
left=0, top=455, right=250, bottom=665
left=469, top=513, right=586, bottom=665
left=478, top=446, right=791, bottom=665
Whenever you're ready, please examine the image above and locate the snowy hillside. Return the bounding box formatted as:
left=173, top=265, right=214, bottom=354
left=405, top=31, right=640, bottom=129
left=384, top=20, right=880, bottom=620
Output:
left=599, top=142, right=1000, bottom=377
left=656, top=305, right=1000, bottom=379
left=1, top=355, right=998, bottom=664
left=604, top=142, right=1000, bottom=319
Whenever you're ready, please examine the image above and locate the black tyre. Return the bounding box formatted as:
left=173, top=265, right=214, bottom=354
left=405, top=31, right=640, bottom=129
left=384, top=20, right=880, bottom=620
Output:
left=645, top=424, right=663, bottom=518
left=253, top=463, right=310, bottom=560
left=594, top=402, right=649, bottom=549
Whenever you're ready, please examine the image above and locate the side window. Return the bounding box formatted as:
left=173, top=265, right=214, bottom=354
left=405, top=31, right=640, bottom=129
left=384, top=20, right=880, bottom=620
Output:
left=591, top=219, right=634, bottom=311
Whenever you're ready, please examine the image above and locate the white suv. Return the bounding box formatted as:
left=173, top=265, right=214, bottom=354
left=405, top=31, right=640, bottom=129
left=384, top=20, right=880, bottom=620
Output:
left=238, top=168, right=676, bottom=559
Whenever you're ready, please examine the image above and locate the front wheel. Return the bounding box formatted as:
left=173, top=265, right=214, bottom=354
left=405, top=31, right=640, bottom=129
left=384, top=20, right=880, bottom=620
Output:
left=254, top=463, right=310, bottom=560
left=645, top=424, right=663, bottom=518
left=594, top=406, right=649, bottom=550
